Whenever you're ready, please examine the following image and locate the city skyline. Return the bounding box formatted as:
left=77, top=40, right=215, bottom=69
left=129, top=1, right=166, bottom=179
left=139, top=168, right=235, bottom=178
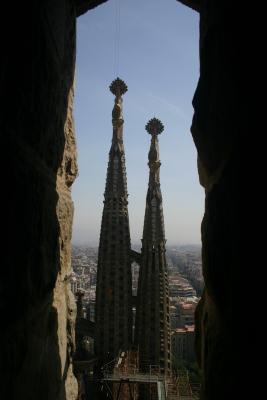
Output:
left=72, top=0, right=204, bottom=246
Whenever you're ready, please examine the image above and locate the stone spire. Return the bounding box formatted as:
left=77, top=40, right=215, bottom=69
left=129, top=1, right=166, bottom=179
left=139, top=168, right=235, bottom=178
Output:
left=95, top=78, right=132, bottom=360
left=135, top=118, right=171, bottom=375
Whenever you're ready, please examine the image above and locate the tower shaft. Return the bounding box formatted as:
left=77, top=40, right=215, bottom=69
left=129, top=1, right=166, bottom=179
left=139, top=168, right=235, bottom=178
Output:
left=135, top=119, right=171, bottom=374
left=95, top=79, right=132, bottom=360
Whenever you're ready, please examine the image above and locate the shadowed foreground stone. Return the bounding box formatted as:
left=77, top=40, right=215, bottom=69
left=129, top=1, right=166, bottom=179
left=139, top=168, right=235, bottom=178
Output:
left=177, top=1, right=246, bottom=399
left=0, top=1, right=106, bottom=399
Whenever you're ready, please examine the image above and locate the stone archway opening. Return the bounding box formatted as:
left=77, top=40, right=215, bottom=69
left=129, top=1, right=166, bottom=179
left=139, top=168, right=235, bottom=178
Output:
left=72, top=0, right=204, bottom=397
left=2, top=1, right=242, bottom=400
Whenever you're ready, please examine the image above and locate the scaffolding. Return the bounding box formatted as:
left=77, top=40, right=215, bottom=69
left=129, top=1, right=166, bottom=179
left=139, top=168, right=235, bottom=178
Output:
left=76, top=351, right=200, bottom=400
left=102, top=352, right=200, bottom=400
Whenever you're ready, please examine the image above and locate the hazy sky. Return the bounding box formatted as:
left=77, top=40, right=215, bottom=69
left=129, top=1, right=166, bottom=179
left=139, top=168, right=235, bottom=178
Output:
left=72, top=0, right=204, bottom=246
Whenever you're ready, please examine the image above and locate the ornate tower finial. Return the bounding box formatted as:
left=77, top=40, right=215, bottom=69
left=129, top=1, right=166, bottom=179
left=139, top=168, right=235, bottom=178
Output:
left=109, top=77, right=128, bottom=97
left=145, top=117, right=164, bottom=136
left=146, top=117, right=163, bottom=176
left=110, top=78, right=127, bottom=131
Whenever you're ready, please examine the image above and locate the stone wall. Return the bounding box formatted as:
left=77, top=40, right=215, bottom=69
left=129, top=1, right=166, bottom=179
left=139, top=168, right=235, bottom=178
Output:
left=0, top=1, right=106, bottom=399
left=0, top=1, right=77, bottom=398
left=180, top=1, right=245, bottom=399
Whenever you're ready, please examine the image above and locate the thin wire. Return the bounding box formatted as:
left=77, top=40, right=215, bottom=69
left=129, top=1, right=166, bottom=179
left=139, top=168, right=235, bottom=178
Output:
left=117, top=0, right=121, bottom=76
left=114, top=0, right=120, bottom=77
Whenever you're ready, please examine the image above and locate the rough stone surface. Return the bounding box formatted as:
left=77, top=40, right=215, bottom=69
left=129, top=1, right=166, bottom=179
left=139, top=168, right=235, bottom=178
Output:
left=0, top=1, right=82, bottom=399
left=181, top=1, right=246, bottom=399
left=76, top=0, right=109, bottom=16
left=55, top=85, right=79, bottom=400
left=0, top=0, right=108, bottom=397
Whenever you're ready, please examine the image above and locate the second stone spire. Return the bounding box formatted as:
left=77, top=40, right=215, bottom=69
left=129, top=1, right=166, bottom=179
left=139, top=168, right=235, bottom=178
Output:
left=135, top=118, right=171, bottom=375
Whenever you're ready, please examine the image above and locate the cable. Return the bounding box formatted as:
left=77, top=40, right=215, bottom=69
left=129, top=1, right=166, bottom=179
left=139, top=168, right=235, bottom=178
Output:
left=114, top=0, right=121, bottom=77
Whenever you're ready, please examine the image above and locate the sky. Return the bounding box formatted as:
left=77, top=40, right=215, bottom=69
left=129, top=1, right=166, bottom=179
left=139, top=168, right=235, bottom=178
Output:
left=72, top=0, right=204, bottom=247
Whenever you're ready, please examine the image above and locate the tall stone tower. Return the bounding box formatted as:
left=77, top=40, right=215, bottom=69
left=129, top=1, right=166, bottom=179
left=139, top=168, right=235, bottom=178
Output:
left=135, top=118, right=171, bottom=374
left=95, top=78, right=132, bottom=360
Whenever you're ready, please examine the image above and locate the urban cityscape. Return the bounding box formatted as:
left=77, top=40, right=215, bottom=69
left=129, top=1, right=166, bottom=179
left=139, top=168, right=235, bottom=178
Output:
left=71, top=244, right=203, bottom=398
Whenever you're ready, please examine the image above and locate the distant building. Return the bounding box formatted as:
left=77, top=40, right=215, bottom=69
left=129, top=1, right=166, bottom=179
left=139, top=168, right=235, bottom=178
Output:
left=170, top=299, right=197, bottom=329
left=131, top=262, right=139, bottom=296
left=170, top=305, right=180, bottom=329
left=89, top=268, right=97, bottom=286
left=171, top=325, right=195, bottom=362
left=179, top=302, right=196, bottom=327
left=169, top=283, right=196, bottom=298
left=86, top=300, right=95, bottom=322
left=70, top=274, right=78, bottom=294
